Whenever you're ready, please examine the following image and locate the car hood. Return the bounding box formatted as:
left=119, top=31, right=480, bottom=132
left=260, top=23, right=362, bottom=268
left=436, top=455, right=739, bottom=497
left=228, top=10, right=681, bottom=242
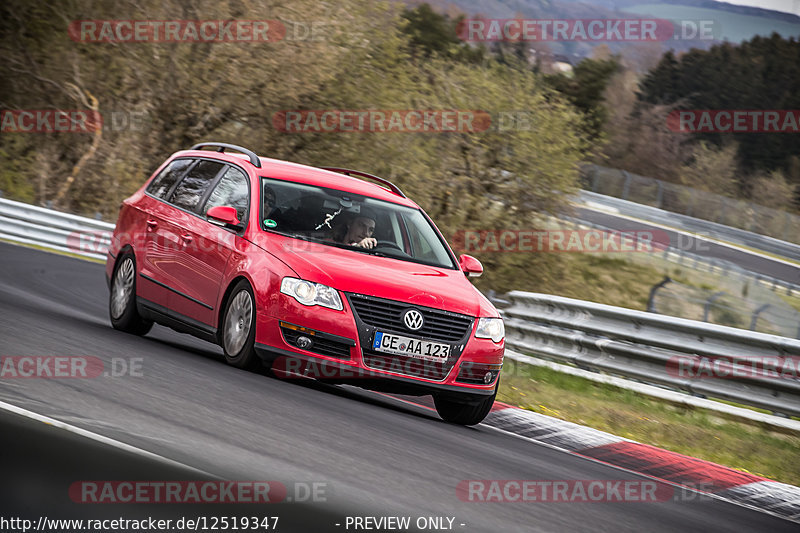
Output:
left=252, top=233, right=497, bottom=317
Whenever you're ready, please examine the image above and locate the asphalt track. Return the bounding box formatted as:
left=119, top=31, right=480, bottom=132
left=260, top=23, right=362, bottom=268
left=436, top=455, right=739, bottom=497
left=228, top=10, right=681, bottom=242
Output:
left=574, top=206, right=800, bottom=286
left=0, top=241, right=796, bottom=532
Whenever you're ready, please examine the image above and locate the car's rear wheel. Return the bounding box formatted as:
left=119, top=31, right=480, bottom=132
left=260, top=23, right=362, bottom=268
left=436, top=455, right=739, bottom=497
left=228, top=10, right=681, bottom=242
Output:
left=434, top=381, right=498, bottom=426
left=221, top=280, right=259, bottom=369
left=109, top=254, right=153, bottom=336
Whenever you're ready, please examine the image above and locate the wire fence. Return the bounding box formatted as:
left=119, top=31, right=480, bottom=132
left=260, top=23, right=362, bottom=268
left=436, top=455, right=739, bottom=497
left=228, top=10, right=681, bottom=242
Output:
left=564, top=215, right=800, bottom=297
left=649, top=277, right=800, bottom=339
left=581, top=164, right=800, bottom=245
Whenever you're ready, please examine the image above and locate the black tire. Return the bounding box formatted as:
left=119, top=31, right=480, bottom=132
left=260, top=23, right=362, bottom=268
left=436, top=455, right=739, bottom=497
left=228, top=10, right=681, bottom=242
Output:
left=109, top=254, right=153, bottom=336
left=220, top=280, right=259, bottom=369
left=434, top=381, right=498, bottom=426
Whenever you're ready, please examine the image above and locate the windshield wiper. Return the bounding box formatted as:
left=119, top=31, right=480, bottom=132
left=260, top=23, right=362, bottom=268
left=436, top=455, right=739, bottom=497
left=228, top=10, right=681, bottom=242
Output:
left=360, top=249, right=388, bottom=258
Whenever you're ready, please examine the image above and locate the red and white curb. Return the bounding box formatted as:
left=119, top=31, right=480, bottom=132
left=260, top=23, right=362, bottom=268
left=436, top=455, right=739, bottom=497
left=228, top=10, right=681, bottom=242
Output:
left=482, top=402, right=800, bottom=522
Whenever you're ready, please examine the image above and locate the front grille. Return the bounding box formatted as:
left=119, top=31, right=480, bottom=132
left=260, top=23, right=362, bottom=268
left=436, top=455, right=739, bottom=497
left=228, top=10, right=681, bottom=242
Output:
left=281, top=327, right=352, bottom=360
left=361, top=349, right=453, bottom=381
left=347, top=294, right=473, bottom=343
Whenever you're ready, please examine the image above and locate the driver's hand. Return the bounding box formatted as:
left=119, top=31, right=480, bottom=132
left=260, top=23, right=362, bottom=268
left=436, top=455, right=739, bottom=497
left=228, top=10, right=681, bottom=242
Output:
left=352, top=237, right=377, bottom=249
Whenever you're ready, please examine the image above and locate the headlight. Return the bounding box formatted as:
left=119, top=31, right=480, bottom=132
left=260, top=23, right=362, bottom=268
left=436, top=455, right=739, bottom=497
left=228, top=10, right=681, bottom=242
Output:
left=280, top=277, right=343, bottom=311
left=475, top=317, right=504, bottom=343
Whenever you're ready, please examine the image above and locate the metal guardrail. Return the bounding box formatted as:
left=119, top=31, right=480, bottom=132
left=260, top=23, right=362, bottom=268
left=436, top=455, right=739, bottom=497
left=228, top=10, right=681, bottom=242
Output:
left=3, top=197, right=798, bottom=417
left=578, top=189, right=800, bottom=263
left=503, top=291, right=800, bottom=417
left=0, top=198, right=113, bottom=260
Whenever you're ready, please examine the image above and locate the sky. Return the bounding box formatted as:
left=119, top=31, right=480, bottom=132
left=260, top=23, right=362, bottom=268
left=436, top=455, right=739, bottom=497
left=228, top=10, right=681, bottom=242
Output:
left=713, top=0, right=800, bottom=16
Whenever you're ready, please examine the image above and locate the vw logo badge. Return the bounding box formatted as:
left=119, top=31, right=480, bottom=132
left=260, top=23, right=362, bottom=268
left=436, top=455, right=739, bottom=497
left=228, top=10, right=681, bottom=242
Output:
left=403, top=309, right=424, bottom=331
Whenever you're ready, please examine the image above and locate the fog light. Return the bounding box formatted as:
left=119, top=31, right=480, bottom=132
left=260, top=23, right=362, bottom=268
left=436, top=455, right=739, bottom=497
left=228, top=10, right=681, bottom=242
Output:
left=296, top=336, right=313, bottom=349
left=483, top=372, right=494, bottom=384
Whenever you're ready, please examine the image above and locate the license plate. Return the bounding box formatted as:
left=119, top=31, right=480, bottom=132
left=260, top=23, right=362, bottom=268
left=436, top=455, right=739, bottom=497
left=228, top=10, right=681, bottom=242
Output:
left=372, top=331, right=450, bottom=361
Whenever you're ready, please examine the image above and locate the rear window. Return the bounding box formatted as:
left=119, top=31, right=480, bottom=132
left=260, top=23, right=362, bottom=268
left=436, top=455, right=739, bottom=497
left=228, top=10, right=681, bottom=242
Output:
left=146, top=159, right=192, bottom=199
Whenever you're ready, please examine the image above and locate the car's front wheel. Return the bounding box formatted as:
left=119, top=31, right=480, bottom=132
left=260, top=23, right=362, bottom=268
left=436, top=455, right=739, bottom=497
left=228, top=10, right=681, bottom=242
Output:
left=434, top=381, right=498, bottom=426
left=221, top=280, right=259, bottom=369
left=109, top=254, right=153, bottom=336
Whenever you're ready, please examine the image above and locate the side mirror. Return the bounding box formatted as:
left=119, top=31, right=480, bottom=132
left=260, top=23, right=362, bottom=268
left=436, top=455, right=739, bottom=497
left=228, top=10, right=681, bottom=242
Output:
left=459, top=254, right=483, bottom=278
left=207, top=205, right=241, bottom=228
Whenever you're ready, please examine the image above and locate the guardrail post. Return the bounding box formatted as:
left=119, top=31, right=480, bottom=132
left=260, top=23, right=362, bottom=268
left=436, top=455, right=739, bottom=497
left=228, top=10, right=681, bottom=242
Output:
left=783, top=211, right=790, bottom=242
left=749, top=303, right=771, bottom=331
left=647, top=276, right=672, bottom=312
left=703, top=292, right=726, bottom=322
left=656, top=180, right=663, bottom=208
left=621, top=171, right=631, bottom=200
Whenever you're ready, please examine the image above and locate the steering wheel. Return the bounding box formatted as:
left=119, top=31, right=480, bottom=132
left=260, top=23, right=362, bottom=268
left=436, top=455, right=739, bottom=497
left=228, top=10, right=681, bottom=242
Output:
left=374, top=240, right=404, bottom=252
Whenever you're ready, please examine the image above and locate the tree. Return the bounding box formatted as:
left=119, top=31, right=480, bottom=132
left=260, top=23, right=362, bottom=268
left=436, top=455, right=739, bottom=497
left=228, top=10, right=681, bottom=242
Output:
left=545, top=56, right=620, bottom=139
left=679, top=142, right=740, bottom=198
left=637, top=34, right=800, bottom=183
left=400, top=3, right=485, bottom=63
left=0, top=0, right=376, bottom=216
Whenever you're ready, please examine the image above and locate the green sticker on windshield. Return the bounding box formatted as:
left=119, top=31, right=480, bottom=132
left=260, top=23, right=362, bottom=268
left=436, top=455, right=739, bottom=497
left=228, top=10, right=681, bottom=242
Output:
left=264, top=219, right=277, bottom=228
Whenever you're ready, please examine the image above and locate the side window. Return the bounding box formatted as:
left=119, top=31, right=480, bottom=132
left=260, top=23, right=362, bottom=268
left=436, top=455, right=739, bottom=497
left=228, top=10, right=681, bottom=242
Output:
left=170, top=160, right=224, bottom=211
left=204, top=167, right=249, bottom=222
left=146, top=159, right=192, bottom=200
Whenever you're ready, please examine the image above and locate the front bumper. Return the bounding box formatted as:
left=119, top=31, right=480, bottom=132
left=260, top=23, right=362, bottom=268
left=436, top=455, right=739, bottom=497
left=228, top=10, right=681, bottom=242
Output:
left=255, top=293, right=504, bottom=396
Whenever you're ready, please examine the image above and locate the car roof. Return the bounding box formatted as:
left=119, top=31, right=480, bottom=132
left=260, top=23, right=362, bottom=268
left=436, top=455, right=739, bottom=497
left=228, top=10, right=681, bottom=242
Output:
left=175, top=150, right=419, bottom=208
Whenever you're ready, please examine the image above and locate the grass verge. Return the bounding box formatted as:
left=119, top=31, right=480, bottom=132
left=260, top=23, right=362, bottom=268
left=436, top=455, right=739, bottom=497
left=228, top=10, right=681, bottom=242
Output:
left=497, top=361, right=800, bottom=486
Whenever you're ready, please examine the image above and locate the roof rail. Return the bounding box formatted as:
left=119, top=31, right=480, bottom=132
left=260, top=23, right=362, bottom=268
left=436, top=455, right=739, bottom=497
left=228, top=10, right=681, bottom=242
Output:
left=321, top=167, right=406, bottom=198
left=190, top=142, right=261, bottom=168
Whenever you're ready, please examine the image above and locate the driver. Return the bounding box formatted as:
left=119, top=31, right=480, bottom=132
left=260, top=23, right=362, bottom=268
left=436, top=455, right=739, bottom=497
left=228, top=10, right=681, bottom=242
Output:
left=332, top=210, right=377, bottom=249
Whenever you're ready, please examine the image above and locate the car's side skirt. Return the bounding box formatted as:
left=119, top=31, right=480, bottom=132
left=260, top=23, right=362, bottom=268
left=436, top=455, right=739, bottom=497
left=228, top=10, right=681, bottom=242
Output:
left=137, top=297, right=218, bottom=344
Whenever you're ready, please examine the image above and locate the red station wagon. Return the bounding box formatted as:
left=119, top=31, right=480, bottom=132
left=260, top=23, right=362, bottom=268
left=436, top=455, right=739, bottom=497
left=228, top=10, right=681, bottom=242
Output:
left=106, top=143, right=505, bottom=425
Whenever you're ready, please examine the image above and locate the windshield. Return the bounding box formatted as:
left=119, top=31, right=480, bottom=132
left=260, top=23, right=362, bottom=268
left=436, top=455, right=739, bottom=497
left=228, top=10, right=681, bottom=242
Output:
left=260, top=177, right=457, bottom=269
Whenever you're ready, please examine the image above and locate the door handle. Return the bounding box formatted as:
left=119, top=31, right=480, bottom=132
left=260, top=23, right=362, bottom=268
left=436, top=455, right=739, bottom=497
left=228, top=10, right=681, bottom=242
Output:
left=181, top=234, right=193, bottom=244
left=146, top=219, right=158, bottom=230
